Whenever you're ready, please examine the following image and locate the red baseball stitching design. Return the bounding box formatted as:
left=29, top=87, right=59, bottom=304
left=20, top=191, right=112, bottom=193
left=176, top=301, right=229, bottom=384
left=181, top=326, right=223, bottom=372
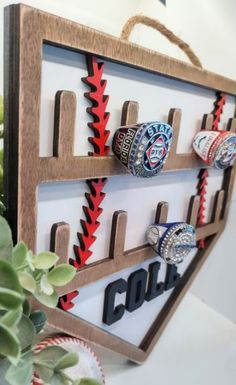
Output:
left=212, top=92, right=226, bottom=131
left=197, top=92, right=226, bottom=249
left=59, top=57, right=110, bottom=307
left=71, top=56, right=110, bottom=269
left=82, top=56, right=110, bottom=156
left=71, top=178, right=107, bottom=268
left=59, top=290, right=79, bottom=311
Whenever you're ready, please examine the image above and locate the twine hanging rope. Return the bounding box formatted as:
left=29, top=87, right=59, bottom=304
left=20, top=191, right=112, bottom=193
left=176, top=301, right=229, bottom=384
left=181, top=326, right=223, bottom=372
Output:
left=121, top=15, right=202, bottom=68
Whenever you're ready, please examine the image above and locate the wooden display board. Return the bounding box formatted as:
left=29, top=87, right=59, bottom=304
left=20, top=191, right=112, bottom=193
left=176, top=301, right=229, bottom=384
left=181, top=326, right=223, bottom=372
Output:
left=4, top=4, right=236, bottom=363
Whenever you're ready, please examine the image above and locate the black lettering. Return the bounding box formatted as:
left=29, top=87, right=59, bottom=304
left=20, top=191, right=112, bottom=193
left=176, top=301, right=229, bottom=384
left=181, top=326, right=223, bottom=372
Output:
left=103, top=279, right=127, bottom=325
left=145, top=262, right=164, bottom=301
left=126, top=269, right=147, bottom=312
left=165, top=265, right=181, bottom=290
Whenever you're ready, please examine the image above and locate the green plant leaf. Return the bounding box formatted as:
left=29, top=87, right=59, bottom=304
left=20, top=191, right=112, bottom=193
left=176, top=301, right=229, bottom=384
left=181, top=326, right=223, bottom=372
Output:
left=26, top=250, right=35, bottom=271
left=78, top=379, right=102, bottom=385
left=0, top=260, right=24, bottom=310
left=0, top=217, right=13, bottom=260
left=40, top=274, right=54, bottom=295
left=55, top=352, right=79, bottom=370
left=23, top=299, right=31, bottom=316
left=0, top=287, right=24, bottom=310
left=34, top=363, right=54, bottom=383
left=0, top=323, right=20, bottom=363
left=0, top=358, right=11, bottom=385
left=51, top=372, right=69, bottom=385
left=34, top=288, right=58, bottom=308
left=17, top=314, right=36, bottom=350
left=29, top=310, right=47, bottom=333
left=34, top=345, right=69, bottom=368
left=47, top=264, right=76, bottom=286
left=0, top=259, right=23, bottom=293
left=0, top=306, right=23, bottom=327
left=33, top=252, right=59, bottom=269
left=18, top=271, right=36, bottom=293
left=5, top=351, right=33, bottom=385
left=12, top=242, right=28, bottom=268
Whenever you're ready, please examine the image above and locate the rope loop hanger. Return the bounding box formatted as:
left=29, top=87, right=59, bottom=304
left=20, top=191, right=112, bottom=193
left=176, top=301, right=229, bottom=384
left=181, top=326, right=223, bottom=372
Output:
left=121, top=15, right=202, bottom=68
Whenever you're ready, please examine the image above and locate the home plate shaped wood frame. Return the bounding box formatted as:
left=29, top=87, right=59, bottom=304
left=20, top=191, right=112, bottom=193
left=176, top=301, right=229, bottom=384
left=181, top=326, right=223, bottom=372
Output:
left=4, top=4, right=236, bottom=363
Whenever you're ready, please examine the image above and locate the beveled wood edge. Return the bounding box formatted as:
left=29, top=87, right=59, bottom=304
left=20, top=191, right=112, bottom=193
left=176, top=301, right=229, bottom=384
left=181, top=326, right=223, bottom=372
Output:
left=13, top=4, right=236, bottom=94
left=30, top=297, right=145, bottom=363
left=34, top=165, right=235, bottom=363
left=139, top=234, right=218, bottom=355
left=29, top=233, right=218, bottom=363
left=5, top=3, right=236, bottom=364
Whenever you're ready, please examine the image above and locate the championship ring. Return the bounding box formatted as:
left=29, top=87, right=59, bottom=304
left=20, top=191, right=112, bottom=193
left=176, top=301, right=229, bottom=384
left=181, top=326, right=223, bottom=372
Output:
left=193, top=130, right=236, bottom=169
left=147, top=222, right=196, bottom=264
left=112, top=122, right=173, bottom=177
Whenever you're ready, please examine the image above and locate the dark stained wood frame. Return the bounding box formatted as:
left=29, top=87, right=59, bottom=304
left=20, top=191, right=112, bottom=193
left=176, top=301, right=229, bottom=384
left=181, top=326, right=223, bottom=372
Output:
left=4, top=4, right=236, bottom=363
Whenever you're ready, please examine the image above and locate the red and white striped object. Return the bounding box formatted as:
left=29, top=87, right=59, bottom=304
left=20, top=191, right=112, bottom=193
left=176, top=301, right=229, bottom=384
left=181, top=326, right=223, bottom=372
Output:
left=32, top=336, right=105, bottom=385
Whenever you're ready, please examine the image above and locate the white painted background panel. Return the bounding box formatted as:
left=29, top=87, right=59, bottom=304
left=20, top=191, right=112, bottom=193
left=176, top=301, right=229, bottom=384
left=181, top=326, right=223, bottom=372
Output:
left=36, top=41, right=233, bottom=343
left=1, top=0, right=236, bottom=326
left=69, top=251, right=196, bottom=345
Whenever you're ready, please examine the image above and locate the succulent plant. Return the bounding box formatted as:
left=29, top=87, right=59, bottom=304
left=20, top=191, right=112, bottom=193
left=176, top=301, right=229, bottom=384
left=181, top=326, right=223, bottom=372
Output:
left=0, top=216, right=101, bottom=385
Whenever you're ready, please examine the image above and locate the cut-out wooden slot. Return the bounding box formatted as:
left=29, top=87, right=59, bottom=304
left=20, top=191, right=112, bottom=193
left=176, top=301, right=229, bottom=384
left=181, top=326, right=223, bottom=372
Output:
left=167, top=108, right=181, bottom=155
left=211, top=190, right=225, bottom=223
left=121, top=100, right=139, bottom=126
left=187, top=195, right=200, bottom=226
left=228, top=117, right=236, bottom=133
left=50, top=222, right=70, bottom=264
left=155, top=201, right=169, bottom=224
left=201, top=113, right=214, bottom=131
left=53, top=91, right=76, bottom=158
left=109, top=210, right=127, bottom=260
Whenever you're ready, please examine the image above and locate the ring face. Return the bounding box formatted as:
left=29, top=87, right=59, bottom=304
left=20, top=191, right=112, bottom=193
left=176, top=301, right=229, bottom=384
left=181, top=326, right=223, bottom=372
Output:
left=112, top=122, right=173, bottom=177
left=193, top=130, right=236, bottom=169
left=147, top=222, right=196, bottom=264
left=214, top=135, right=236, bottom=169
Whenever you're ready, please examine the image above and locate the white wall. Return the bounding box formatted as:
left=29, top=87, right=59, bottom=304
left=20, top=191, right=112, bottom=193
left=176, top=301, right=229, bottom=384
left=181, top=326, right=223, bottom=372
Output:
left=0, top=0, right=236, bottom=323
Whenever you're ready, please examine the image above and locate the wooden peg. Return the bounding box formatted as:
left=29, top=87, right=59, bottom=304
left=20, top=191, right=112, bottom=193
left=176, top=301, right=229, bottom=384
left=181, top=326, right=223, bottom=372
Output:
left=187, top=195, right=200, bottom=226
left=155, top=202, right=169, bottom=224
left=53, top=91, right=76, bottom=157
left=201, top=114, right=214, bottom=131
left=50, top=222, right=70, bottom=264
left=121, top=101, right=139, bottom=126
left=227, top=117, right=236, bottom=133
left=211, top=190, right=225, bottom=223
left=167, top=108, right=181, bottom=155
left=109, top=210, right=127, bottom=260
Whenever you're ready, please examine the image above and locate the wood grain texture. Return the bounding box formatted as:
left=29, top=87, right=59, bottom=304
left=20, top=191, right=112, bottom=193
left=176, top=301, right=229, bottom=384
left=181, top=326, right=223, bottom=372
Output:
left=155, top=201, right=169, bottom=224
left=50, top=222, right=70, bottom=264
left=187, top=195, right=200, bottom=226
left=121, top=100, right=139, bottom=126
left=4, top=3, right=236, bottom=364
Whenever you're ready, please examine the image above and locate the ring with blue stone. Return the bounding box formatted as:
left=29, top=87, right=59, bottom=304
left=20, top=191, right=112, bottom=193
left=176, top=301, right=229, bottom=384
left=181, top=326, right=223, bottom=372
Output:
left=146, top=222, right=196, bottom=264
left=112, top=121, right=173, bottom=177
